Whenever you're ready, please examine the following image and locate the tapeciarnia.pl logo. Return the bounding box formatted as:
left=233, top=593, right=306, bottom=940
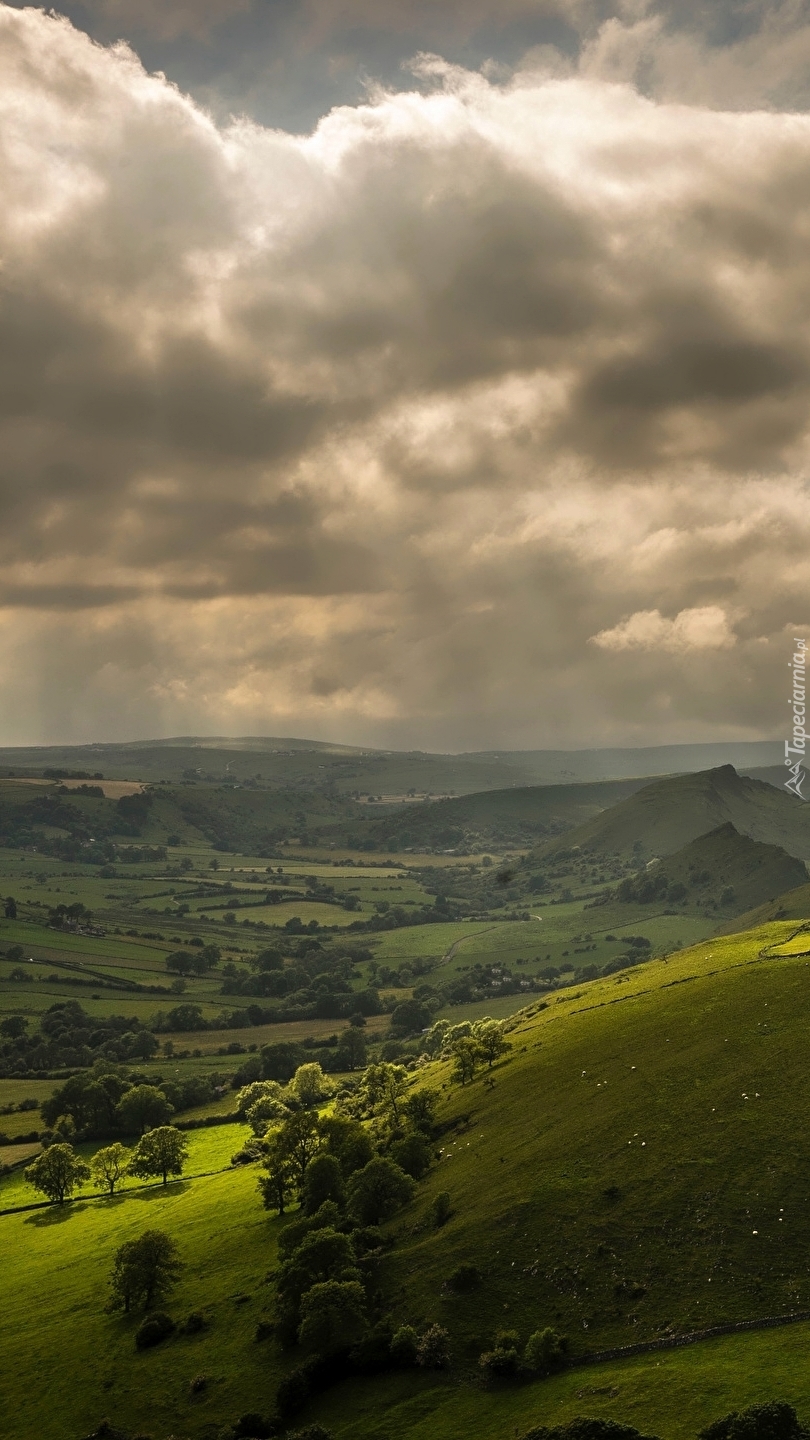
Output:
left=785, top=636, right=808, bottom=800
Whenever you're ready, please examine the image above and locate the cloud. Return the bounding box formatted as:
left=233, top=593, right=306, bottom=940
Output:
left=590, top=606, right=737, bottom=653
left=1, top=5, right=810, bottom=746
left=77, top=0, right=253, bottom=43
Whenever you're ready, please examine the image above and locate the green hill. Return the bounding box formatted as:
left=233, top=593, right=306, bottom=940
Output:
left=362, top=778, right=655, bottom=850
left=614, top=823, right=808, bottom=918
left=530, top=766, right=810, bottom=867
left=8, top=922, right=810, bottom=1439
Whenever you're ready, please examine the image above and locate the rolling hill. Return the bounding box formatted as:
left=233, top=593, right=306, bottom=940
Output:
left=614, top=823, right=808, bottom=918
left=6, top=923, right=810, bottom=1440
left=531, top=766, right=810, bottom=866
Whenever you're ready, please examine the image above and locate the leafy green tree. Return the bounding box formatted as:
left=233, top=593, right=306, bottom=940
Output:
left=403, top=1088, right=438, bottom=1134
left=90, top=1142, right=130, bottom=1196
left=116, top=1084, right=174, bottom=1135
left=451, top=1037, right=480, bottom=1086
left=358, top=1062, right=409, bottom=1126
left=298, top=1279, right=367, bottom=1351
left=473, top=1018, right=512, bottom=1068
left=389, top=1132, right=432, bottom=1180
left=334, top=1026, right=367, bottom=1071
left=25, top=1143, right=90, bottom=1204
left=109, top=1229, right=182, bottom=1312
left=416, top=1323, right=451, bottom=1369
left=277, top=1111, right=323, bottom=1188
left=4, top=896, right=17, bottom=919
left=318, top=1115, right=374, bottom=1177
left=302, top=1153, right=345, bottom=1214
left=347, top=1156, right=415, bottom=1225
left=129, top=1126, right=189, bottom=1185
left=523, top=1326, right=569, bottom=1373
left=290, top=1062, right=332, bottom=1108
left=247, top=1094, right=291, bottom=1137
left=235, top=1079, right=284, bottom=1117
left=258, top=1135, right=296, bottom=1215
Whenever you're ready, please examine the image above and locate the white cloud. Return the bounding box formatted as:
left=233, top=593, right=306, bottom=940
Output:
left=590, top=606, right=737, bottom=653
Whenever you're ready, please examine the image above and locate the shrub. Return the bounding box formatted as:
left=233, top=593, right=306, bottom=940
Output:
left=447, top=1262, right=481, bottom=1292
left=287, top=1428, right=335, bottom=1440
left=351, top=1225, right=384, bottom=1256
left=479, top=1329, right=520, bottom=1377
left=134, top=1312, right=175, bottom=1350
left=255, top=1318, right=274, bottom=1341
left=350, top=1319, right=394, bottom=1374
left=700, top=1403, right=810, bottom=1440
left=233, top=1413, right=273, bottom=1438
left=389, top=1324, right=419, bottom=1367
left=415, top=1323, right=451, bottom=1369
left=182, top=1312, right=206, bottom=1334
left=430, top=1191, right=452, bottom=1228
left=523, top=1326, right=570, bottom=1374
left=276, top=1363, right=314, bottom=1419
left=189, top=1374, right=207, bottom=1393
left=302, top=1153, right=345, bottom=1214
left=523, top=1422, right=661, bottom=1440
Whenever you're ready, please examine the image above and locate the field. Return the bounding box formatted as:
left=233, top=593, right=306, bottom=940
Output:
left=4, top=919, right=810, bottom=1439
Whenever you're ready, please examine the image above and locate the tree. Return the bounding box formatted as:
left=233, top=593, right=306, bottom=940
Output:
left=258, top=1136, right=296, bottom=1215
left=403, top=1088, right=438, bottom=1134
left=302, top=1154, right=345, bottom=1215
left=389, top=1132, right=432, bottom=1180
left=347, top=1156, right=415, bottom=1225
left=290, top=1062, right=332, bottom=1108
left=25, top=1143, right=90, bottom=1204
left=334, top=1026, right=367, bottom=1071
left=90, top=1142, right=130, bottom=1196
left=277, top=1111, right=323, bottom=1188
left=261, top=1040, right=306, bottom=1082
left=0, top=1015, right=27, bottom=1038
left=474, top=1018, right=512, bottom=1068
left=4, top=896, right=17, bottom=919
left=247, top=1093, right=291, bottom=1137
left=129, top=1126, right=189, bottom=1185
left=116, top=1084, right=174, bottom=1135
left=298, top=1279, right=367, bottom=1351
left=416, top=1324, right=451, bottom=1369
left=109, top=1229, right=182, bottom=1312
left=236, top=1079, right=286, bottom=1118
left=359, top=1062, right=409, bottom=1126
left=523, top=1327, right=569, bottom=1373
left=165, top=950, right=194, bottom=976
left=318, top=1115, right=374, bottom=1177
left=451, top=1037, right=480, bottom=1086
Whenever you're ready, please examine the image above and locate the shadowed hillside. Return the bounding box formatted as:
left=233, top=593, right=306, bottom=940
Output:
left=613, top=823, right=808, bottom=918
left=530, top=767, right=810, bottom=866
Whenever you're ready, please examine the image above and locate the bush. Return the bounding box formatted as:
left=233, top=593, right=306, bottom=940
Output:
left=389, top=1324, right=419, bottom=1367
left=479, top=1329, right=520, bottom=1377
left=415, top=1323, right=451, bottom=1369
left=276, top=1364, right=314, bottom=1420
left=523, top=1326, right=570, bottom=1374
left=447, top=1262, right=481, bottom=1292
left=430, top=1191, right=452, bottom=1228
left=350, top=1319, right=394, bottom=1374
left=233, top=1413, right=273, bottom=1438
left=134, top=1312, right=175, bottom=1350
left=287, top=1428, right=335, bottom=1440
left=350, top=1225, right=384, bottom=1256
left=700, top=1403, right=810, bottom=1440
left=523, top=1422, right=661, bottom=1440
left=182, top=1311, right=206, bottom=1334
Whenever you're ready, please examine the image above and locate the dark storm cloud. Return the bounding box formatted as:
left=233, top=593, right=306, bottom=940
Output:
left=2, top=5, right=810, bottom=747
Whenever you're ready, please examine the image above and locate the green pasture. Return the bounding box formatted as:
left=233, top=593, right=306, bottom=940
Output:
left=315, top=1323, right=810, bottom=1440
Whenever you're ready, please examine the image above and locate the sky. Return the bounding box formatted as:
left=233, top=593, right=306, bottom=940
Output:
left=1, top=1, right=810, bottom=751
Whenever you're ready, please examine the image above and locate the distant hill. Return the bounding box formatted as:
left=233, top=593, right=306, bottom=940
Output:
left=358, top=777, right=655, bottom=850
left=717, top=878, right=810, bottom=931
left=530, top=764, right=810, bottom=864
left=0, top=735, right=788, bottom=793
left=615, top=821, right=807, bottom=917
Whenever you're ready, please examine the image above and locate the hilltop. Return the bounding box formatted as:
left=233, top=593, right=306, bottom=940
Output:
left=613, top=823, right=808, bottom=918
left=530, top=766, right=810, bottom=866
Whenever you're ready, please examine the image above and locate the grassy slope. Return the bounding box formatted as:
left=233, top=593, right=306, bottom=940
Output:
left=532, top=767, right=810, bottom=865
left=7, top=921, right=810, bottom=1438
left=623, top=823, right=809, bottom=915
